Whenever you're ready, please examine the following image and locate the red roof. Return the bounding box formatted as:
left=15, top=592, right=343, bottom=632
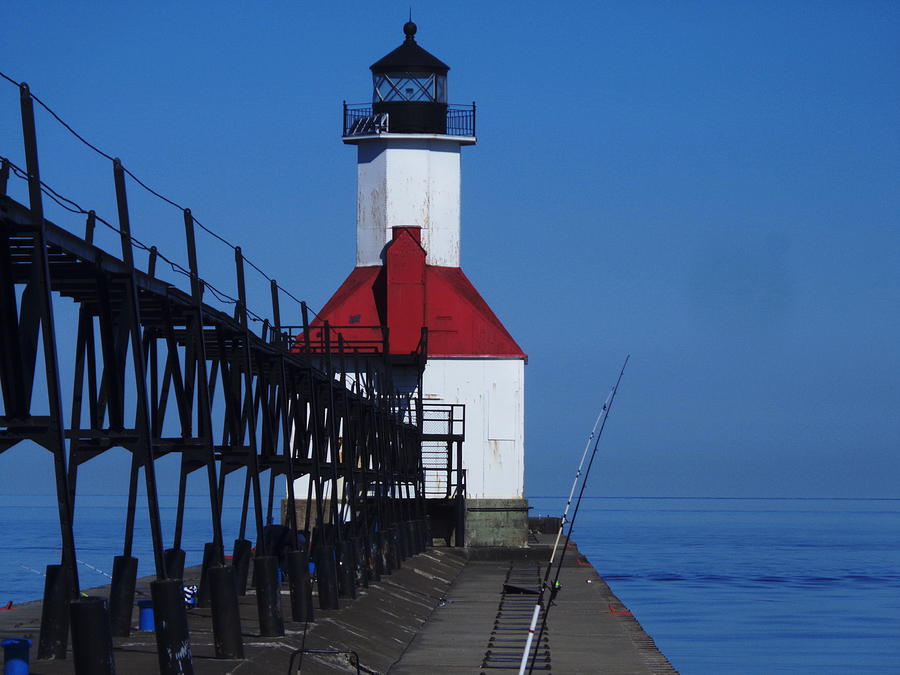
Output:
left=308, top=228, right=525, bottom=359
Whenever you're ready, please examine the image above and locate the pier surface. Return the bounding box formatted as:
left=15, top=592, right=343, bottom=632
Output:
left=0, top=537, right=675, bottom=673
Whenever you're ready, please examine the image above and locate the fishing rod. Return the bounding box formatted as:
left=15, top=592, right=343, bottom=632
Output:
left=518, top=355, right=629, bottom=675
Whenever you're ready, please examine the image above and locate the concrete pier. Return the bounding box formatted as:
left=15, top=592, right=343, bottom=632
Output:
left=0, top=538, right=675, bottom=673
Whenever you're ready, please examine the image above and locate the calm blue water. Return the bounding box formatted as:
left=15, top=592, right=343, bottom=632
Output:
left=530, top=497, right=900, bottom=674
left=2, top=496, right=899, bottom=673
left=0, top=493, right=251, bottom=603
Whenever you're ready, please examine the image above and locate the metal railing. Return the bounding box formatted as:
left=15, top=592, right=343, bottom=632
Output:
left=342, top=102, right=476, bottom=137
left=421, top=402, right=465, bottom=439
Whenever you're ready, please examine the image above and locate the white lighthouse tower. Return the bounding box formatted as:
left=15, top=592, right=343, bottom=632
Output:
left=313, top=22, right=528, bottom=546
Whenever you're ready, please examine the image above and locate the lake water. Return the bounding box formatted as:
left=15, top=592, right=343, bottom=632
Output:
left=529, top=496, right=900, bottom=674
left=2, top=495, right=899, bottom=673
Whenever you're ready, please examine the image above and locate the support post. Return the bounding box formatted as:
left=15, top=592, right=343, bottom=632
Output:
left=108, top=554, right=138, bottom=637
left=69, top=597, right=115, bottom=675
left=253, top=556, right=284, bottom=637
left=286, top=546, right=314, bottom=623
left=150, top=579, right=193, bottom=675
left=20, top=81, right=80, bottom=659
left=209, top=565, right=244, bottom=659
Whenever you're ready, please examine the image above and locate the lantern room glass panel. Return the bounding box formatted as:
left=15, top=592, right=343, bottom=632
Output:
left=374, top=72, right=447, bottom=103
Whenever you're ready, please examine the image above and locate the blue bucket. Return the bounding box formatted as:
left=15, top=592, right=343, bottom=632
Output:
left=2, top=638, right=31, bottom=675
left=137, top=599, right=154, bottom=631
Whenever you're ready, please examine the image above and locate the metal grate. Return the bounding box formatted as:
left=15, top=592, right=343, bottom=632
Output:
left=481, top=564, right=551, bottom=671
left=422, top=439, right=451, bottom=497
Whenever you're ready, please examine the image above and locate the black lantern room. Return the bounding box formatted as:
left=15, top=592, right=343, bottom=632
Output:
left=370, top=21, right=449, bottom=134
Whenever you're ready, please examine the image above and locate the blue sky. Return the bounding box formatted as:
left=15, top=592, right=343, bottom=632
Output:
left=1, top=2, right=898, bottom=498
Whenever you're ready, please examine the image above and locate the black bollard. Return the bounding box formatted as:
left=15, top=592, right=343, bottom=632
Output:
left=398, top=522, right=410, bottom=560
left=70, top=596, right=115, bottom=674
left=316, top=544, right=340, bottom=610
left=410, top=521, right=422, bottom=554
left=367, top=535, right=380, bottom=582
left=335, top=540, right=356, bottom=599
left=109, top=555, right=138, bottom=637
left=286, top=548, right=314, bottom=623
left=150, top=578, right=193, bottom=675
left=37, top=563, right=69, bottom=659
left=391, top=523, right=406, bottom=570
left=382, top=529, right=395, bottom=574
left=253, top=555, right=284, bottom=637
left=164, top=548, right=186, bottom=580
left=373, top=531, right=385, bottom=578
left=208, top=565, right=243, bottom=659
left=407, top=520, right=417, bottom=555
left=417, top=519, right=427, bottom=552
left=231, top=539, right=252, bottom=595
left=353, top=537, right=369, bottom=588
left=196, top=542, right=220, bottom=608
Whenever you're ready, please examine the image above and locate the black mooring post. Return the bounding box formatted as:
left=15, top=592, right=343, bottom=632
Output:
left=335, top=539, right=356, bottom=599
left=351, top=535, right=367, bottom=589
left=391, top=524, right=403, bottom=569
left=70, top=596, right=115, bottom=675
left=208, top=565, right=244, bottom=659
left=316, top=543, right=340, bottom=610
left=418, top=519, right=427, bottom=552
left=196, top=541, right=221, bottom=608
left=407, top=520, right=419, bottom=556
left=37, top=563, right=70, bottom=660
left=372, top=530, right=385, bottom=579
left=231, top=538, right=252, bottom=596
left=286, top=546, right=314, bottom=623
left=150, top=579, right=193, bottom=675
left=381, top=528, right=394, bottom=576
left=108, top=554, right=138, bottom=637
left=164, top=548, right=186, bottom=581
left=253, top=555, right=284, bottom=637
left=397, top=520, right=410, bottom=561
left=411, top=520, right=423, bottom=555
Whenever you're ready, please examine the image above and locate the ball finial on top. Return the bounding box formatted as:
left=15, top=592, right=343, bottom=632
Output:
left=403, top=20, right=417, bottom=40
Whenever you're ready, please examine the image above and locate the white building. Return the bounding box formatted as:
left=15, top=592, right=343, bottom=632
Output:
left=306, top=22, right=528, bottom=546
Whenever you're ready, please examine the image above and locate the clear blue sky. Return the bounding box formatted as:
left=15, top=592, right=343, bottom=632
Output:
left=1, top=2, right=898, bottom=498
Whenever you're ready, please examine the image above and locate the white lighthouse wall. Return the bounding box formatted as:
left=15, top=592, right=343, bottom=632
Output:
left=356, top=137, right=461, bottom=267
left=422, top=358, right=525, bottom=499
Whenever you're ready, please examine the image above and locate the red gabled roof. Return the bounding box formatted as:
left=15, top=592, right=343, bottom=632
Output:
left=423, top=266, right=526, bottom=358
left=307, top=250, right=525, bottom=359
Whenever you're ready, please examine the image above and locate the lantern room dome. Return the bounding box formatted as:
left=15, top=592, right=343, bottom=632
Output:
left=370, top=22, right=450, bottom=74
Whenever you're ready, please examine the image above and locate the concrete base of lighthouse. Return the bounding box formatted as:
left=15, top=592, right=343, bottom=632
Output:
left=464, top=498, right=529, bottom=548
left=283, top=498, right=530, bottom=548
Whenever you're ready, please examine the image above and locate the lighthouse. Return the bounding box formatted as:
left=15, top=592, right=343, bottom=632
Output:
left=308, top=22, right=528, bottom=546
